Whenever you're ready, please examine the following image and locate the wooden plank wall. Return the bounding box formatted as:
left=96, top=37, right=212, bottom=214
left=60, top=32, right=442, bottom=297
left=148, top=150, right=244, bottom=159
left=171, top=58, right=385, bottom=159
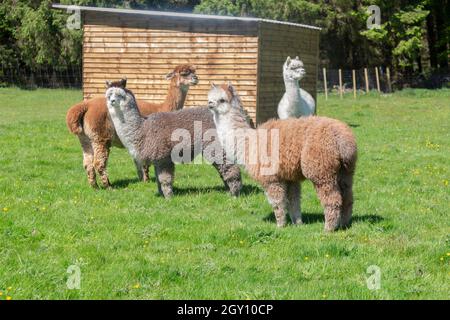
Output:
left=257, top=21, right=320, bottom=124
left=83, top=13, right=259, bottom=121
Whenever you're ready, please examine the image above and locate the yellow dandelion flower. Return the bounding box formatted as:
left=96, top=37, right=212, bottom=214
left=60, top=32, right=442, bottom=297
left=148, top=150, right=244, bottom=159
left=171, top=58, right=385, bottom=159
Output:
left=325, top=254, right=330, bottom=258
left=446, top=253, right=450, bottom=256
left=239, top=240, right=244, bottom=244
left=304, top=257, right=309, bottom=261
left=7, top=287, right=12, bottom=291
left=0, top=291, right=3, bottom=296
left=133, top=283, right=140, bottom=289
left=3, top=207, right=9, bottom=212
left=6, top=296, right=12, bottom=300
left=440, top=257, right=444, bottom=261
left=322, top=294, right=327, bottom=298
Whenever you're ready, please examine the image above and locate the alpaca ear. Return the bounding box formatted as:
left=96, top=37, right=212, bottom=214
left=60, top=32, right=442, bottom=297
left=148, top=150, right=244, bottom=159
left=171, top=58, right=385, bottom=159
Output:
left=227, top=82, right=236, bottom=95
left=106, top=81, right=112, bottom=88
left=120, top=78, right=127, bottom=87
left=165, top=71, right=176, bottom=80
left=285, top=56, right=292, bottom=66
left=295, top=56, right=299, bottom=60
left=211, top=82, right=217, bottom=88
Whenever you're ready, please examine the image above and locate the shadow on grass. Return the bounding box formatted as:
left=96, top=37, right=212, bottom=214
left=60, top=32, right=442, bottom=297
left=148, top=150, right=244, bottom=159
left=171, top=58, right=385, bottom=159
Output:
left=111, top=177, right=156, bottom=189
left=263, top=212, right=384, bottom=226
left=111, top=178, right=262, bottom=196
left=173, top=184, right=262, bottom=196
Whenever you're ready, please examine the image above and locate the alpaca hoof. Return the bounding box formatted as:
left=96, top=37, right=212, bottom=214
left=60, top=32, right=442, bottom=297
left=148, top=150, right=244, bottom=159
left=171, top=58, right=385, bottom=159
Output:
left=230, top=190, right=240, bottom=197
left=276, top=221, right=287, bottom=228
left=163, top=192, right=173, bottom=199
left=161, top=189, right=173, bottom=199
left=293, top=220, right=303, bottom=226
left=90, top=182, right=99, bottom=189
left=324, top=224, right=339, bottom=232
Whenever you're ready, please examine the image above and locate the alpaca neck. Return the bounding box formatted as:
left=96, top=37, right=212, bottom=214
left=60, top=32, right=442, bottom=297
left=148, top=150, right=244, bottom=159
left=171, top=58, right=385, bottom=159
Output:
left=163, top=80, right=189, bottom=110
left=108, top=96, right=143, bottom=159
left=284, top=77, right=301, bottom=98
left=214, top=107, right=254, bottom=167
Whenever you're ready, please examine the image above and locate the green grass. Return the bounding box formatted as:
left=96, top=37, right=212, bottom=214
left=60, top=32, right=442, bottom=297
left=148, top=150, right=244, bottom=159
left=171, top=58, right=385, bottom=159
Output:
left=0, top=87, right=449, bottom=300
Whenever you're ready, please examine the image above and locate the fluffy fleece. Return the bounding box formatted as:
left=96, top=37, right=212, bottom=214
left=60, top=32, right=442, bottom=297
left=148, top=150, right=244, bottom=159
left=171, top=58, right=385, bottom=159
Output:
left=105, top=85, right=242, bottom=198
left=209, top=83, right=357, bottom=231
left=65, top=65, right=198, bottom=188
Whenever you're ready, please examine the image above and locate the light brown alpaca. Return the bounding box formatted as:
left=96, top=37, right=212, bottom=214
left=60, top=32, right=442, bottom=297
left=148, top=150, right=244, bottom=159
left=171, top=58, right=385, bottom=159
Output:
left=208, top=83, right=357, bottom=231
left=66, top=65, right=198, bottom=188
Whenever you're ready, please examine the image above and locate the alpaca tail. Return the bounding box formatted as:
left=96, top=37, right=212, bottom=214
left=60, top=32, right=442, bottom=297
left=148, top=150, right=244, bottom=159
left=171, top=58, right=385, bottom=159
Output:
left=337, top=132, right=357, bottom=174
left=66, top=101, right=88, bottom=135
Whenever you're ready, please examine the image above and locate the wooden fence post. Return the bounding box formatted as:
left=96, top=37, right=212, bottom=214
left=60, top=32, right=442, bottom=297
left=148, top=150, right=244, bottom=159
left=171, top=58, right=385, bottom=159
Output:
left=386, top=67, right=392, bottom=93
left=323, top=68, right=328, bottom=100
left=352, top=69, right=357, bottom=99
left=339, top=69, right=343, bottom=99
left=375, top=67, right=381, bottom=93
left=364, top=68, right=369, bottom=93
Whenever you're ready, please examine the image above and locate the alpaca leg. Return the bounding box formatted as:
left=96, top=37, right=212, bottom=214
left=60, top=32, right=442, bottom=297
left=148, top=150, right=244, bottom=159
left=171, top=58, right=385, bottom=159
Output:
left=134, top=159, right=150, bottom=182
left=212, top=163, right=242, bottom=196
left=93, top=141, right=111, bottom=188
left=314, top=182, right=343, bottom=232
left=264, top=182, right=288, bottom=227
left=78, top=135, right=97, bottom=188
left=142, top=163, right=150, bottom=183
left=134, top=159, right=144, bottom=181
left=339, top=172, right=354, bottom=228
left=287, top=182, right=302, bottom=225
left=155, top=161, right=175, bottom=198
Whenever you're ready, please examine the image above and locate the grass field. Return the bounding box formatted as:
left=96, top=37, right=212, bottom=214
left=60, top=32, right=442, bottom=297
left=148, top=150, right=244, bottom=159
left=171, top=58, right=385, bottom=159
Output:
left=0, top=87, right=449, bottom=300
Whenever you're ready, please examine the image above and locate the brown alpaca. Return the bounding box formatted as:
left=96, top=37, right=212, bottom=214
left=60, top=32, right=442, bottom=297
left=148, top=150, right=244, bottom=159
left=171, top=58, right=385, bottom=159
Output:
left=66, top=65, right=198, bottom=188
left=208, top=83, right=357, bottom=231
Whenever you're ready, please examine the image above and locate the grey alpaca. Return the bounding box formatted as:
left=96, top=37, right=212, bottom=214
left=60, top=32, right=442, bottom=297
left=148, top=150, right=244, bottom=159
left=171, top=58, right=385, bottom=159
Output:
left=105, top=84, right=242, bottom=198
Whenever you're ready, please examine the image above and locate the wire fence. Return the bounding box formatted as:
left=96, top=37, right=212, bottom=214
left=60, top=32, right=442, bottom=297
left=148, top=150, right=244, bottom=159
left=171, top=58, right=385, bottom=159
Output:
left=0, top=64, right=82, bottom=89
left=1, top=64, right=449, bottom=93
left=318, top=67, right=450, bottom=96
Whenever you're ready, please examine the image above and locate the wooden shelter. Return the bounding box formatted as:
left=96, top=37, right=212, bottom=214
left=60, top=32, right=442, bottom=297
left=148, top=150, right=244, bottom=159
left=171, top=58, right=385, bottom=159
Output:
left=53, top=4, right=321, bottom=124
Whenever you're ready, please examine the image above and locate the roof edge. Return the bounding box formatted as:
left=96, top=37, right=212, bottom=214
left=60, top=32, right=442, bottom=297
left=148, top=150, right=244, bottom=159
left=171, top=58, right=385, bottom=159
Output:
left=52, top=4, right=322, bottom=31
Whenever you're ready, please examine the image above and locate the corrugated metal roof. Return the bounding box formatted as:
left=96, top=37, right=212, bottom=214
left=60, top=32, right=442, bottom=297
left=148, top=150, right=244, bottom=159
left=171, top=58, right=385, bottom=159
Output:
left=52, top=4, right=322, bottom=31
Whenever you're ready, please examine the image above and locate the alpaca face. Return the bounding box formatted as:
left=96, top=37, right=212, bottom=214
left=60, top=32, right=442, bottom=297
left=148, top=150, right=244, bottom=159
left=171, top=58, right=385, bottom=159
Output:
left=166, top=65, right=199, bottom=89
left=207, top=85, right=233, bottom=115
left=284, top=56, right=306, bottom=81
left=105, top=87, right=130, bottom=112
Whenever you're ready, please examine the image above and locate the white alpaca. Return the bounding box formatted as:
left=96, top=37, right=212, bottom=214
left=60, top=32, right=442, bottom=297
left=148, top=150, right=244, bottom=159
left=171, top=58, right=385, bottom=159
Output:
left=277, top=56, right=316, bottom=119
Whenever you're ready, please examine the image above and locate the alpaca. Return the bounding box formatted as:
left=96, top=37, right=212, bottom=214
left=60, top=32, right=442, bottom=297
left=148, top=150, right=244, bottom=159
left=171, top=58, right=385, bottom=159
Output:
left=277, top=56, right=316, bottom=119
left=105, top=83, right=242, bottom=198
left=66, top=65, right=198, bottom=188
left=209, top=83, right=357, bottom=231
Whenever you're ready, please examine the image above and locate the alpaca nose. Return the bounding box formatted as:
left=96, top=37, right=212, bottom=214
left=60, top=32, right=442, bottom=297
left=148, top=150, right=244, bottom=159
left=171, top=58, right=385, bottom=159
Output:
left=208, top=101, right=216, bottom=109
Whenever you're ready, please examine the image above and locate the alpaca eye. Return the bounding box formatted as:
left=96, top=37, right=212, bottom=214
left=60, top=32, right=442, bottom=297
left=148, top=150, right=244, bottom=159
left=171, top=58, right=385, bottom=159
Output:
left=219, top=99, right=226, bottom=104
